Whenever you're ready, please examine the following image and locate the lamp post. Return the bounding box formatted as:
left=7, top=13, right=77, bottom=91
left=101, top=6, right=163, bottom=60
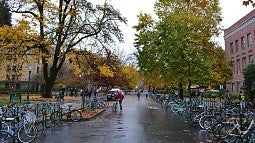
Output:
left=27, top=67, right=32, bottom=103
left=80, top=74, right=86, bottom=111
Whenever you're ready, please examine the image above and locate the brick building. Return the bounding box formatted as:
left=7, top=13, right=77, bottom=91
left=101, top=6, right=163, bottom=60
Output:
left=224, top=9, right=255, bottom=92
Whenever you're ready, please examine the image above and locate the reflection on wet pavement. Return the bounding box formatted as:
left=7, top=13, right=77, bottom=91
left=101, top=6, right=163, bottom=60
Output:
left=37, top=95, right=216, bottom=143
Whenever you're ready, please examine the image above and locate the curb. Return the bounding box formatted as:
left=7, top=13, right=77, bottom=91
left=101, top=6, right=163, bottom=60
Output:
left=82, top=109, right=106, bottom=121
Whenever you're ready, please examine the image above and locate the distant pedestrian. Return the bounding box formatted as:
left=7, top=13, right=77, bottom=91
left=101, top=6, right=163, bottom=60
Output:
left=61, top=87, right=65, bottom=101
left=85, top=89, right=91, bottom=99
left=137, top=90, right=141, bottom=99
left=94, top=89, right=98, bottom=98
left=144, top=90, right=148, bottom=98
left=226, top=91, right=232, bottom=103
left=239, top=91, right=245, bottom=110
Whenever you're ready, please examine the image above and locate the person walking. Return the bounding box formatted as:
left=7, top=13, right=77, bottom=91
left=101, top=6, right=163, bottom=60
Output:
left=239, top=91, right=245, bottom=110
left=226, top=90, right=232, bottom=103
left=115, top=90, right=124, bottom=111
left=145, top=90, right=148, bottom=98
left=137, top=90, right=141, bottom=99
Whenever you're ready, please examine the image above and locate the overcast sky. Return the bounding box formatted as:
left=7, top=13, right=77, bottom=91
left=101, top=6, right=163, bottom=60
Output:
left=101, top=0, right=254, bottom=54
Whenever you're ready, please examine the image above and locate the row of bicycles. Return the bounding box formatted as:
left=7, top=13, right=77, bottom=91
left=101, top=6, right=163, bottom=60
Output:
left=152, top=94, right=255, bottom=143
left=0, top=103, right=38, bottom=143
left=84, top=98, right=109, bottom=109
left=0, top=96, right=109, bottom=143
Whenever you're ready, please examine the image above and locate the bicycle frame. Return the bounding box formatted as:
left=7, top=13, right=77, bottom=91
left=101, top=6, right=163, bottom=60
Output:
left=224, top=118, right=255, bottom=138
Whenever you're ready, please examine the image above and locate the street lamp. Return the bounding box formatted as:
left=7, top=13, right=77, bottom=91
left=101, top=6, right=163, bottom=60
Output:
left=80, top=74, right=86, bottom=111
left=27, top=67, right=32, bottom=103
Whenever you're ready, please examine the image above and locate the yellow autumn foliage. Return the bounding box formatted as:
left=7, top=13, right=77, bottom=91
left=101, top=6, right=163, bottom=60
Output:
left=122, top=65, right=141, bottom=89
left=99, top=65, right=114, bottom=77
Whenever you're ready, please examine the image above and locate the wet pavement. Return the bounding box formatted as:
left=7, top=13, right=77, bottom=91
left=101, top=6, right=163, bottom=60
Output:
left=35, top=95, right=213, bottom=143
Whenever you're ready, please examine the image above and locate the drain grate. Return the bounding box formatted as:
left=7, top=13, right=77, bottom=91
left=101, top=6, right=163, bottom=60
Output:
left=114, top=135, right=126, bottom=138
left=147, top=106, right=159, bottom=110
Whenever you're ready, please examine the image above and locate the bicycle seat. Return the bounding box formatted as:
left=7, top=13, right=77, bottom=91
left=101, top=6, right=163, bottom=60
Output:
left=5, top=117, right=15, bottom=121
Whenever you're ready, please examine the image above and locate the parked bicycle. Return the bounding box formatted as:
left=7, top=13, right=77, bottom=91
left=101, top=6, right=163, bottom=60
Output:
left=0, top=110, right=38, bottom=143
left=50, top=104, right=82, bottom=125
left=219, top=111, right=255, bottom=143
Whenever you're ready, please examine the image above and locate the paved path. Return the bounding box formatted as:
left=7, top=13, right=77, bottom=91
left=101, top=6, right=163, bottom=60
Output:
left=35, top=95, right=212, bottom=143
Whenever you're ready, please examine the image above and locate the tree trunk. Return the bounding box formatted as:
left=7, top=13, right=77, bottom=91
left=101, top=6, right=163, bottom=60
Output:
left=41, top=58, right=62, bottom=98
left=43, top=80, right=55, bottom=98
left=187, top=59, right=191, bottom=95
left=179, top=82, right=184, bottom=99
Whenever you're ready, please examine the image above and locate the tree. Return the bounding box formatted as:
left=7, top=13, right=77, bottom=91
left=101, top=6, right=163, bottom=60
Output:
left=243, top=63, right=255, bottom=101
left=185, top=0, right=255, bottom=7
left=207, top=46, right=232, bottom=88
left=0, top=0, right=12, bottom=27
left=242, top=0, right=255, bottom=7
left=122, top=65, right=141, bottom=90
left=2, top=0, right=126, bottom=98
left=134, top=0, right=228, bottom=98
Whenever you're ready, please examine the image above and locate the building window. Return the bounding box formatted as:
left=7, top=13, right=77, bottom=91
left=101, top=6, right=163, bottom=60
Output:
left=242, top=57, right=246, bottom=70
left=230, top=42, right=234, bottom=54
left=237, top=82, right=241, bottom=92
left=232, top=62, right=235, bottom=75
left=231, top=58, right=235, bottom=75
left=232, top=83, right=235, bottom=92
left=247, top=33, right=252, bottom=48
left=236, top=59, right=240, bottom=75
left=249, top=55, right=254, bottom=63
left=235, top=40, right=239, bottom=53
left=241, top=36, right=245, bottom=49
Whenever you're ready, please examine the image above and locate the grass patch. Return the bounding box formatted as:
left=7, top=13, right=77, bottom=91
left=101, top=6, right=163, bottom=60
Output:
left=0, top=93, right=80, bottom=106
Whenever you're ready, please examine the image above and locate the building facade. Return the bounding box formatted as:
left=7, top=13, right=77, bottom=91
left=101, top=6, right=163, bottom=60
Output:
left=0, top=57, right=44, bottom=93
left=224, top=9, right=255, bottom=92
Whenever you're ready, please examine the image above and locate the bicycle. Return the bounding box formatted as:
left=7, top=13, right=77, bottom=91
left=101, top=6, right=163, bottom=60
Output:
left=91, top=98, right=109, bottom=109
left=0, top=111, right=38, bottom=143
left=219, top=111, right=255, bottom=143
left=50, top=104, right=82, bottom=124
left=112, top=100, right=118, bottom=112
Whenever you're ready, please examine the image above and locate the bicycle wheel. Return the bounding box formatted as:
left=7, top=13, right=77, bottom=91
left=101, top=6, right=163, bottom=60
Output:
left=105, top=100, right=109, bottom=108
left=70, top=110, right=82, bottom=122
left=244, top=130, right=255, bottom=142
left=50, top=111, right=62, bottom=125
left=211, top=122, right=223, bottom=140
left=40, top=108, right=51, bottom=129
left=203, top=116, right=217, bottom=133
left=0, top=130, right=13, bottom=143
left=219, top=123, right=238, bottom=143
left=35, top=121, right=45, bottom=137
left=99, top=100, right=108, bottom=109
left=112, top=103, right=117, bottom=112
left=199, top=115, right=210, bottom=129
left=94, top=101, right=104, bottom=109
left=170, top=104, right=179, bottom=113
left=18, top=122, right=37, bottom=143
left=181, top=109, right=191, bottom=121
left=188, top=112, right=199, bottom=127
left=0, top=122, right=9, bottom=131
